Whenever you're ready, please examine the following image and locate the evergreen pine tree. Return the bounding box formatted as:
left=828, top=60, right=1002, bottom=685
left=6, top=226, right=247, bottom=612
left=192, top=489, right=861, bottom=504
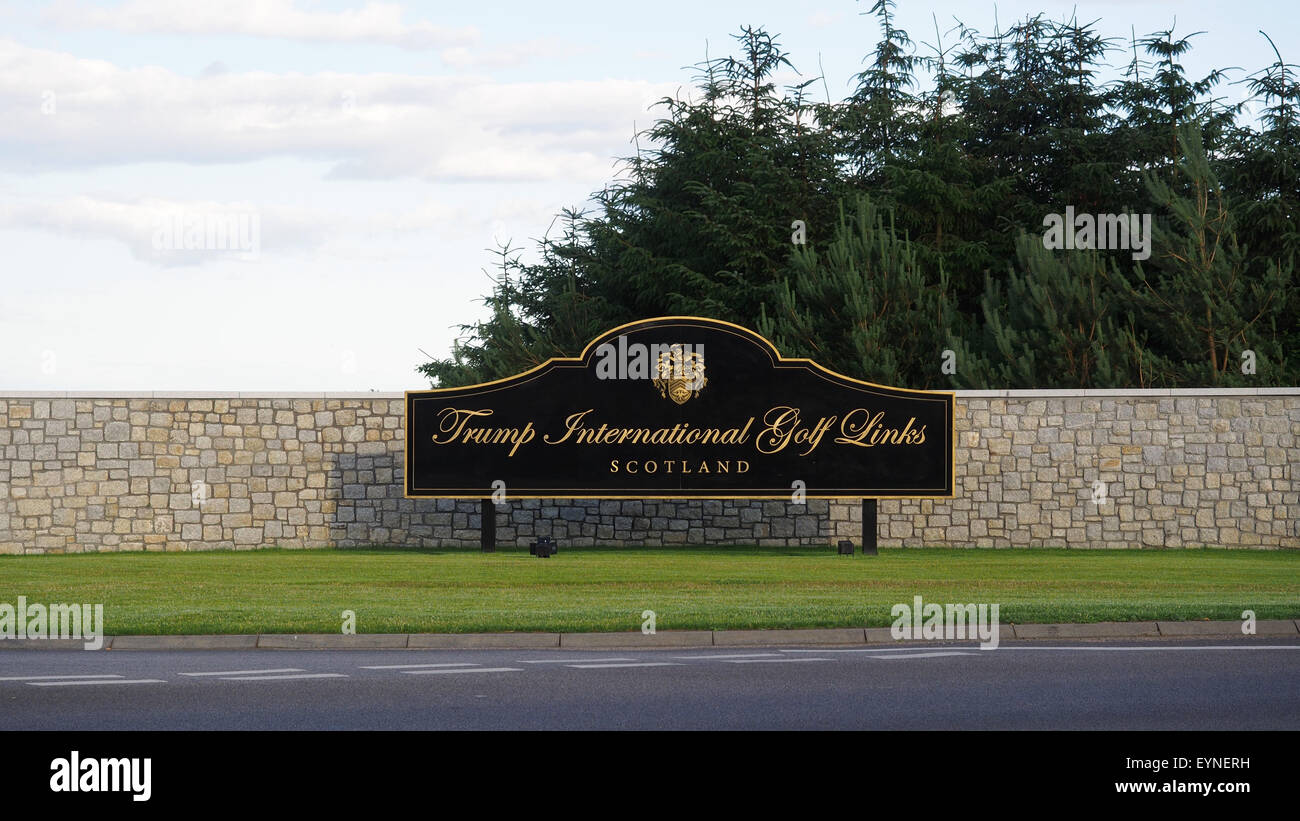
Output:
left=757, top=195, right=960, bottom=389
left=957, top=234, right=1141, bottom=389
left=1110, top=126, right=1294, bottom=385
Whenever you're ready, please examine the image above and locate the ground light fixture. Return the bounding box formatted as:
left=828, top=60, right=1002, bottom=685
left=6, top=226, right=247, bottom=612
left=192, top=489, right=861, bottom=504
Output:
left=838, top=540, right=855, bottom=556
left=529, top=537, right=557, bottom=558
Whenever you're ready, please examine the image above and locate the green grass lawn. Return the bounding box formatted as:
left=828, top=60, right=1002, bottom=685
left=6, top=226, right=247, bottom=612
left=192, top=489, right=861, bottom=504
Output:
left=1, top=546, right=1297, bottom=634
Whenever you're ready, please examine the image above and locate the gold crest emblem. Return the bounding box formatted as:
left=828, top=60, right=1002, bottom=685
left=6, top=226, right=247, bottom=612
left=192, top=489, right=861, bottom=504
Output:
left=652, top=344, right=707, bottom=404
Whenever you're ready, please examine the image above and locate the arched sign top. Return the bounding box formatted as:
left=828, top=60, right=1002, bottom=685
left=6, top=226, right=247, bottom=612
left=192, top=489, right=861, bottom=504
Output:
left=441, top=316, right=948, bottom=399
left=405, top=316, right=954, bottom=499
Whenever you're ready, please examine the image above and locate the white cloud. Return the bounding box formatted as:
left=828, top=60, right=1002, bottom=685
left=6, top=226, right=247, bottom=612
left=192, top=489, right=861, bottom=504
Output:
left=45, top=0, right=479, bottom=50
left=439, top=37, right=576, bottom=70
left=0, top=195, right=329, bottom=265
left=0, top=193, right=561, bottom=266
left=809, top=11, right=842, bottom=29
left=0, top=40, right=673, bottom=182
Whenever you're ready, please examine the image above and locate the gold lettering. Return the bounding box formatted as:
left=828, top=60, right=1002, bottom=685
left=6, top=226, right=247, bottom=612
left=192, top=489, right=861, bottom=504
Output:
left=799, top=415, right=837, bottom=455
left=431, top=408, right=535, bottom=457
left=757, top=406, right=800, bottom=454
left=544, top=409, right=595, bottom=445
left=834, top=410, right=924, bottom=450
left=432, top=408, right=493, bottom=444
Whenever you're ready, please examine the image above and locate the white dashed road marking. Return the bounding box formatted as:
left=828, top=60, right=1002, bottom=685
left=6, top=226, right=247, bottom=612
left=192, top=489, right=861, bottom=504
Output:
left=873, top=652, right=977, bottom=659
left=360, top=663, right=478, bottom=670
left=28, top=679, right=166, bottom=687
left=180, top=668, right=305, bottom=677
left=567, top=662, right=683, bottom=669
left=402, top=667, right=522, bottom=675
left=725, top=657, right=834, bottom=664
left=673, top=653, right=783, bottom=660
left=784, top=645, right=1300, bottom=654
left=518, top=658, right=637, bottom=664
left=995, top=645, right=1300, bottom=651
left=0, top=674, right=122, bottom=681
left=221, top=673, right=348, bottom=681
left=781, top=647, right=951, bottom=653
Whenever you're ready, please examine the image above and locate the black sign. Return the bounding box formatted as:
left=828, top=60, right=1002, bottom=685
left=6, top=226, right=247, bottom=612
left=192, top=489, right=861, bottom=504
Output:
left=405, top=317, right=954, bottom=499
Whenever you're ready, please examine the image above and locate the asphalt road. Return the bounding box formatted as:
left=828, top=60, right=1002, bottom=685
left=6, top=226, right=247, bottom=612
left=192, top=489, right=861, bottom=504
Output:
left=2, top=638, right=1298, bottom=730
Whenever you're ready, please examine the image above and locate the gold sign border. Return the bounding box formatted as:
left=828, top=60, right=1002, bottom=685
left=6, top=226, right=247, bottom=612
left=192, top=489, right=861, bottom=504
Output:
left=403, top=316, right=956, bottom=500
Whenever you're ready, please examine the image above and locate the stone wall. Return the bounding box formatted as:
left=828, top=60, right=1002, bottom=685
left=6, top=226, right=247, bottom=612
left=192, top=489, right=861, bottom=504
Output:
left=829, top=390, right=1299, bottom=549
left=0, top=389, right=1295, bottom=553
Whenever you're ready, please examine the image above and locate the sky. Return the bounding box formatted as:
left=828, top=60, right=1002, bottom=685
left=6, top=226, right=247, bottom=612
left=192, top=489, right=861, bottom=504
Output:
left=1, top=0, right=1294, bottom=391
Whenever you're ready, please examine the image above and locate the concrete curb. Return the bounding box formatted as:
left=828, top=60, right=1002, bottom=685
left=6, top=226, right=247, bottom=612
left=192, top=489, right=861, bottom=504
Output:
left=1012, top=621, right=1161, bottom=639
left=1155, top=619, right=1299, bottom=637
left=864, top=624, right=1016, bottom=643
left=560, top=631, right=713, bottom=649
left=111, top=635, right=258, bottom=650
left=714, top=628, right=866, bottom=646
left=1, top=620, right=1295, bottom=651
left=0, top=638, right=109, bottom=650
left=255, top=634, right=408, bottom=650
left=408, top=633, right=559, bottom=649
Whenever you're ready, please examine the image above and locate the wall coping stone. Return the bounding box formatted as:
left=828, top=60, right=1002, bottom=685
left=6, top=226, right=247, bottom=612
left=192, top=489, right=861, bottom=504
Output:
left=956, top=387, right=1299, bottom=397
left=0, top=391, right=407, bottom=399
left=1, top=388, right=1295, bottom=400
